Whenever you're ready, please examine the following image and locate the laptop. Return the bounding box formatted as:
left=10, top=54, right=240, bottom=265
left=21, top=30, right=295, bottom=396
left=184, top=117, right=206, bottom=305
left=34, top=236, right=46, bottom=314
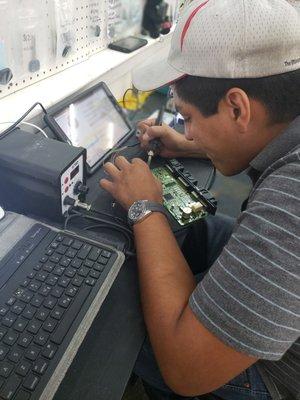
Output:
left=0, top=209, right=124, bottom=400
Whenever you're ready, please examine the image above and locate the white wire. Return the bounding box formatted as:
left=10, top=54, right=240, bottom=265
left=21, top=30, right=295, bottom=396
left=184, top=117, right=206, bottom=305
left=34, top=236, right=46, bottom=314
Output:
left=0, top=121, right=48, bottom=138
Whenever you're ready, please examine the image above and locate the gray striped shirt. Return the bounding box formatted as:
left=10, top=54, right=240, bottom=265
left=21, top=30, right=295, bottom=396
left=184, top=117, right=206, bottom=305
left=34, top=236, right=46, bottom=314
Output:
left=189, top=116, right=300, bottom=399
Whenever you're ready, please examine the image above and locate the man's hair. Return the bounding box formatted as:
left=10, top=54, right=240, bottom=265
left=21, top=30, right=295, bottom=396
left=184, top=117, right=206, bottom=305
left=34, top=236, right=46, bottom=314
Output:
left=174, top=69, right=300, bottom=124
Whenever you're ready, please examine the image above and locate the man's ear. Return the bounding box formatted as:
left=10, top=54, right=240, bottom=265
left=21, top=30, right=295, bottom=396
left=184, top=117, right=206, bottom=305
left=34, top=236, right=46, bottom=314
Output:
left=224, top=88, right=251, bottom=132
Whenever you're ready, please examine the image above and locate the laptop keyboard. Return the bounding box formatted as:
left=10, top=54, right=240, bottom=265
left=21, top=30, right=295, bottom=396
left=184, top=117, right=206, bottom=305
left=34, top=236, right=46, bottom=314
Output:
left=0, top=224, right=119, bottom=400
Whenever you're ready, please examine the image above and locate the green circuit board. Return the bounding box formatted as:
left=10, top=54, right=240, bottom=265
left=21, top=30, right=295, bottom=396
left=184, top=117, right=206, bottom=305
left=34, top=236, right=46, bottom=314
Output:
left=152, top=166, right=207, bottom=226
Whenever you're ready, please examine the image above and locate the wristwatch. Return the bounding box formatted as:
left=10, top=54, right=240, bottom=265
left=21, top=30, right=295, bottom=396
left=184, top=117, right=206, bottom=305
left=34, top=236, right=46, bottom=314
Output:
left=127, top=200, right=168, bottom=226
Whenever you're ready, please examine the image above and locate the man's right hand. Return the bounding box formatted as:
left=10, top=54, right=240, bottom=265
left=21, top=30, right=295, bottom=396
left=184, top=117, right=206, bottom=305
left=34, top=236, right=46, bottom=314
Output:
left=137, top=119, right=207, bottom=159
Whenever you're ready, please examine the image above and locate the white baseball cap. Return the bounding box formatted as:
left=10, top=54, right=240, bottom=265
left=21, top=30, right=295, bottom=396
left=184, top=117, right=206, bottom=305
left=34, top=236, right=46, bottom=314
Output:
left=132, top=0, right=300, bottom=91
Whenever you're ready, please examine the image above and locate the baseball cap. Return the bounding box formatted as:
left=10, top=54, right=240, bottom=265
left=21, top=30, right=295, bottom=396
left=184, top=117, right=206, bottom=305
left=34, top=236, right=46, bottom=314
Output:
left=132, top=0, right=300, bottom=91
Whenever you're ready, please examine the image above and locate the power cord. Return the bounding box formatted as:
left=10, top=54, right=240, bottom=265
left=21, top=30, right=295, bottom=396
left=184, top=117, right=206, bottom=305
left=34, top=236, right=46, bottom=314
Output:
left=0, top=102, right=48, bottom=140
left=0, top=121, right=48, bottom=138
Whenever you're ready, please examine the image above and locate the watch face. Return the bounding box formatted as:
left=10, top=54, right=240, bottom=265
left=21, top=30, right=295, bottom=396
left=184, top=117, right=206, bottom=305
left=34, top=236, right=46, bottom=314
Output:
left=129, top=201, right=146, bottom=221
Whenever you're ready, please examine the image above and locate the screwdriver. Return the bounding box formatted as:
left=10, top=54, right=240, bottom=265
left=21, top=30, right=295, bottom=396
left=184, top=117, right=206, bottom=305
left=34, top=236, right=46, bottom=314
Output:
left=147, top=104, right=165, bottom=166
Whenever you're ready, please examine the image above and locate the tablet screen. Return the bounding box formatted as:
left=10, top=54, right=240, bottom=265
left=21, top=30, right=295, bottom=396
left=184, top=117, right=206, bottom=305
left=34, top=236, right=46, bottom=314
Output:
left=53, top=86, right=131, bottom=168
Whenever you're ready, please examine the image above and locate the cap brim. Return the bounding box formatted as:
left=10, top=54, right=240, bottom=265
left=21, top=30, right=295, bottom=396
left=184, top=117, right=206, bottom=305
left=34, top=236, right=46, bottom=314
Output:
left=132, top=57, right=185, bottom=91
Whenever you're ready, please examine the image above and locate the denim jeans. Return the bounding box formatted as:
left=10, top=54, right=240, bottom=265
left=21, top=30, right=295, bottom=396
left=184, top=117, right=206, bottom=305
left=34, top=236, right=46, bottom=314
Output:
left=134, top=214, right=272, bottom=400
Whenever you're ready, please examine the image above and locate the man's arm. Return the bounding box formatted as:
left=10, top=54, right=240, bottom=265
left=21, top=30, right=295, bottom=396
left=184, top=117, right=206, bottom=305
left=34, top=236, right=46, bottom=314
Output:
left=133, top=212, right=256, bottom=396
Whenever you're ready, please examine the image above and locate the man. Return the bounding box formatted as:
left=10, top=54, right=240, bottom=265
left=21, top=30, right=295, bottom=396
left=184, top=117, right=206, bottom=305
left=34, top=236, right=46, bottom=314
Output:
left=100, top=0, right=300, bottom=399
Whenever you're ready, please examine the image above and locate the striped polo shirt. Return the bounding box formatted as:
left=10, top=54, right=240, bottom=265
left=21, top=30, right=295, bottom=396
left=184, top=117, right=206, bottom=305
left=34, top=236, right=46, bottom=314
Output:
left=189, top=116, right=300, bottom=399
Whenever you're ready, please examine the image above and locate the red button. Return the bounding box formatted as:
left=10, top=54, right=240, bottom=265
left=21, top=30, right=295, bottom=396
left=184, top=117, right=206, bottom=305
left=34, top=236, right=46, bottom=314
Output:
left=64, top=186, right=69, bottom=193
left=64, top=177, right=69, bottom=184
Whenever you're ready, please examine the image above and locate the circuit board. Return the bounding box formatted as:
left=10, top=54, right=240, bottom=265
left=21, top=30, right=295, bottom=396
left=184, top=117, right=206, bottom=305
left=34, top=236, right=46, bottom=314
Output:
left=152, top=166, right=208, bottom=226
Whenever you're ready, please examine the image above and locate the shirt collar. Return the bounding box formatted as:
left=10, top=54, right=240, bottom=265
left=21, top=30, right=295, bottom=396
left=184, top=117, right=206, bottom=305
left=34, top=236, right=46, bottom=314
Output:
left=249, top=115, right=300, bottom=174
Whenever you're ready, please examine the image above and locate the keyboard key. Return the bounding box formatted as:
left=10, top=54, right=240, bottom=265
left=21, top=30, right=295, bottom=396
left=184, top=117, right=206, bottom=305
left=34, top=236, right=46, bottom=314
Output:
left=85, top=278, right=96, bottom=286
left=33, top=263, right=42, bottom=271
left=78, top=267, right=89, bottom=278
left=25, top=346, right=40, bottom=361
left=0, top=346, right=9, bottom=361
left=51, top=286, right=91, bottom=344
left=8, top=349, right=22, bottom=363
left=39, top=256, right=48, bottom=263
left=93, top=263, right=105, bottom=272
left=49, top=254, right=61, bottom=264
left=35, top=308, right=49, bottom=322
left=35, top=272, right=48, bottom=283
left=22, top=306, right=36, bottom=320
left=88, top=248, right=102, bottom=261
left=45, top=248, right=54, bottom=256
left=55, top=234, right=64, bottom=242
left=71, top=240, right=83, bottom=250
left=2, top=314, right=17, bottom=328
left=97, top=256, right=108, bottom=265
left=45, top=276, right=59, bottom=286
left=71, top=258, right=82, bottom=269
left=39, top=285, right=52, bottom=296
left=20, top=279, right=30, bottom=288
left=56, top=244, right=67, bottom=255
left=18, top=333, right=33, bottom=348
left=13, top=318, right=28, bottom=333
left=50, top=242, right=59, bottom=249
left=0, top=306, right=9, bottom=316
left=89, top=270, right=100, bottom=279
left=28, top=281, right=41, bottom=292
left=16, top=360, right=31, bottom=377
left=72, top=276, right=84, bottom=287
left=23, top=373, right=39, bottom=391
left=65, top=286, right=78, bottom=297
left=11, top=303, right=25, bottom=315
left=0, top=362, right=13, bottom=377
left=6, top=298, right=16, bottom=307
left=32, top=358, right=48, bottom=375
left=3, top=332, right=18, bottom=346
left=58, top=296, right=72, bottom=309
left=0, top=328, right=7, bottom=340
left=65, top=249, right=77, bottom=258
left=60, top=257, right=71, bottom=267
left=33, top=331, right=49, bottom=346
left=43, top=262, right=55, bottom=273
left=0, top=374, right=22, bottom=399
left=77, top=244, right=92, bottom=260
left=53, top=266, right=65, bottom=277
left=27, top=272, right=36, bottom=279
left=62, top=237, right=73, bottom=247
left=65, top=267, right=76, bottom=278
left=51, top=307, right=65, bottom=320
left=27, top=320, right=42, bottom=335
left=84, top=259, right=94, bottom=268
left=102, top=250, right=112, bottom=258
left=42, top=343, right=57, bottom=359
left=30, top=295, right=44, bottom=308
left=14, top=389, right=31, bottom=400
left=58, top=277, right=70, bottom=288
left=51, top=287, right=64, bottom=298
left=43, top=318, right=57, bottom=333
left=43, top=297, right=57, bottom=310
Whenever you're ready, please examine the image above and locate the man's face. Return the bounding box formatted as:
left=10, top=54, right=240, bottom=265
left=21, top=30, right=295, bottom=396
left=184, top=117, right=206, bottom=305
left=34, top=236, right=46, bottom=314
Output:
left=173, top=89, right=250, bottom=176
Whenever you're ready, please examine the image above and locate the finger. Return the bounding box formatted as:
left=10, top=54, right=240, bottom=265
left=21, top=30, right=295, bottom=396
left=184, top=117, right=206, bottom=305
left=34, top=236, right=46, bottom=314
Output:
left=114, top=156, right=131, bottom=169
left=99, top=178, right=115, bottom=194
left=103, top=162, right=120, bottom=178
left=132, top=157, right=146, bottom=166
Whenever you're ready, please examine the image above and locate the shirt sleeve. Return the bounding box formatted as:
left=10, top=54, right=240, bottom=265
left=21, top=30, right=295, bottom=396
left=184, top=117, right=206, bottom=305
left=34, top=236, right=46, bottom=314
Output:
left=189, top=162, right=300, bottom=360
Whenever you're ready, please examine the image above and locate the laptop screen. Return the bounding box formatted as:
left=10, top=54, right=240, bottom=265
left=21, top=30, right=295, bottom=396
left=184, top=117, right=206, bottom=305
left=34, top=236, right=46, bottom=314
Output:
left=53, top=85, right=131, bottom=168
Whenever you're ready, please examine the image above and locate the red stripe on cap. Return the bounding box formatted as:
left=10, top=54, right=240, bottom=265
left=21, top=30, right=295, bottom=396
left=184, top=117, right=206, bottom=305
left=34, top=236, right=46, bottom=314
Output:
left=180, top=0, right=209, bottom=51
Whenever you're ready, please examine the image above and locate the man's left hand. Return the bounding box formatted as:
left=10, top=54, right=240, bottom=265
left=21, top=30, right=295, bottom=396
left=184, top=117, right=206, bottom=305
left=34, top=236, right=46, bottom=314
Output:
left=100, top=156, right=163, bottom=210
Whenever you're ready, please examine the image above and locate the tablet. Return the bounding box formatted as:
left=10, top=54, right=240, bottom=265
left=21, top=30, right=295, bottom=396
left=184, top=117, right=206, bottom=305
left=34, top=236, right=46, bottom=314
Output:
left=45, top=82, right=133, bottom=174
